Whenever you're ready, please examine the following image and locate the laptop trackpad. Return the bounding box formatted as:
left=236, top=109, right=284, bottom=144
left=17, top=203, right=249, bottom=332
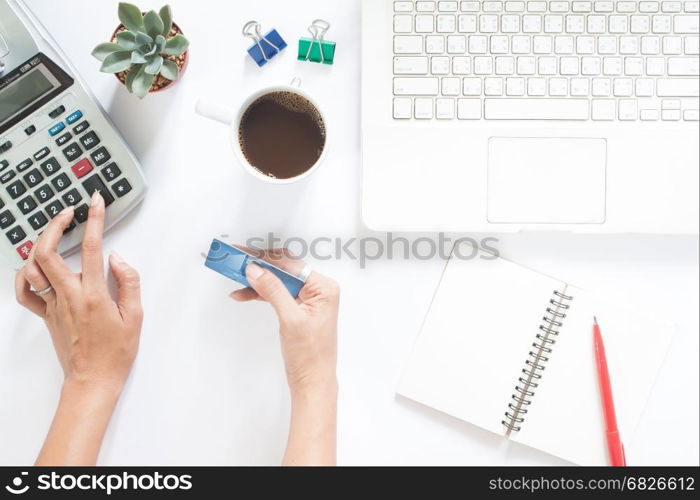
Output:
left=487, top=137, right=607, bottom=224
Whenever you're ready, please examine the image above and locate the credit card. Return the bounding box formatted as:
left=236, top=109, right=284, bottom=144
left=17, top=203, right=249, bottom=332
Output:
left=204, top=239, right=306, bottom=298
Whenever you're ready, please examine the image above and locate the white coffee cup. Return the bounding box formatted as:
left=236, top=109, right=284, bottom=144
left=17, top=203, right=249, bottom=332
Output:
left=195, top=79, right=327, bottom=184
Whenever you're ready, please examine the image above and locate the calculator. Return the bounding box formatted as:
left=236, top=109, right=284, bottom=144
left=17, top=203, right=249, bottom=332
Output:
left=0, top=0, right=146, bottom=268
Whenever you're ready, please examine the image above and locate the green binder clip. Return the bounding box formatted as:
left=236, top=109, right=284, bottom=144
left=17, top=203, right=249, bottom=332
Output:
left=298, top=19, right=335, bottom=65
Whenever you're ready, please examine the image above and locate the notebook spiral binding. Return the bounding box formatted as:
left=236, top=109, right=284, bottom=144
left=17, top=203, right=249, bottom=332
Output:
left=502, top=287, right=574, bottom=435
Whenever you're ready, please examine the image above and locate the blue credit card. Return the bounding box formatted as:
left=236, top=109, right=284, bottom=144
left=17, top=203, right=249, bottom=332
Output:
left=205, top=239, right=305, bottom=298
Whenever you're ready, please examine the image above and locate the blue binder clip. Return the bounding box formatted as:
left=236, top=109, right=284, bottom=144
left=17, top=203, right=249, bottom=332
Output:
left=243, top=21, right=287, bottom=67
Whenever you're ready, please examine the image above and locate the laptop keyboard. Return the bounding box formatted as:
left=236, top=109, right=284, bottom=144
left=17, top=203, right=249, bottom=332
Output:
left=392, top=1, right=700, bottom=120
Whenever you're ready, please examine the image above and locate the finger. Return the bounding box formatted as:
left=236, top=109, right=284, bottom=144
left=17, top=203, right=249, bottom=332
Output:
left=14, top=270, right=46, bottom=316
left=230, top=288, right=260, bottom=302
left=32, top=206, right=75, bottom=288
left=21, top=262, right=55, bottom=304
left=245, top=263, right=299, bottom=318
left=81, top=192, right=106, bottom=288
left=109, top=252, right=143, bottom=326
left=234, top=246, right=306, bottom=277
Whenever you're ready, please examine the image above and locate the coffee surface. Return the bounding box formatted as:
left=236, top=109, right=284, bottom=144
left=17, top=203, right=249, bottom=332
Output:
left=238, top=91, right=325, bottom=179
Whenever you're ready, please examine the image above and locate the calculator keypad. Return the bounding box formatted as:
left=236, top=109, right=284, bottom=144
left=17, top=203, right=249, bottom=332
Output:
left=1, top=106, right=139, bottom=262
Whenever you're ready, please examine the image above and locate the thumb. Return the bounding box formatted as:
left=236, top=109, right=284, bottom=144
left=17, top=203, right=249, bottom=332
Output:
left=245, top=262, right=298, bottom=318
left=109, top=252, right=143, bottom=323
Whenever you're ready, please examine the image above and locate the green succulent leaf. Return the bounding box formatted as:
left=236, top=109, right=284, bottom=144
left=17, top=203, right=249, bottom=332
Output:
left=131, top=51, right=147, bottom=64
left=160, top=58, right=179, bottom=80
left=159, top=5, right=173, bottom=36
left=91, top=42, right=123, bottom=62
left=118, top=3, right=145, bottom=33
left=144, top=55, right=163, bottom=75
left=144, top=10, right=164, bottom=39
left=162, top=34, right=189, bottom=56
left=125, top=66, right=138, bottom=93
left=115, top=31, right=138, bottom=50
left=144, top=44, right=158, bottom=57
left=155, top=35, right=166, bottom=53
left=131, top=65, right=155, bottom=98
left=100, top=50, right=133, bottom=73
left=136, top=31, right=154, bottom=49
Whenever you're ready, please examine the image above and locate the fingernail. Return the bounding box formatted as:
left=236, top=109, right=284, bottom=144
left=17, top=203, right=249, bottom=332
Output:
left=246, top=262, right=264, bottom=279
left=91, top=190, right=103, bottom=207
left=110, top=251, right=124, bottom=264
left=59, top=205, right=74, bottom=216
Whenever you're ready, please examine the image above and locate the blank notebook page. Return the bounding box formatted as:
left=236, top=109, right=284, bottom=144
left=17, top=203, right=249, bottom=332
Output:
left=398, top=250, right=566, bottom=437
left=515, top=289, right=674, bottom=465
left=398, top=245, right=674, bottom=464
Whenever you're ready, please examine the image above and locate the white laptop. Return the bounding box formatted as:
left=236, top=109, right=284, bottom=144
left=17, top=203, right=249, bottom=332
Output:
left=361, top=0, right=700, bottom=233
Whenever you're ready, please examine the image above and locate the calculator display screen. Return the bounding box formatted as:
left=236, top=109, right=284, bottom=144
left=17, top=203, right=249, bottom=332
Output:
left=0, top=69, right=54, bottom=123
left=0, top=53, right=74, bottom=135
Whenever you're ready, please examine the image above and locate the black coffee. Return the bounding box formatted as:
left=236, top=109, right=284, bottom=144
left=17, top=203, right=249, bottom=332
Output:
left=238, top=91, right=326, bottom=180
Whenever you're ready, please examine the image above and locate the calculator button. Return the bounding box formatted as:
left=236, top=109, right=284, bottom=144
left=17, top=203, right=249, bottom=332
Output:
left=0, top=140, right=11, bottom=153
left=34, top=147, right=50, bottom=161
left=16, top=158, right=33, bottom=172
left=62, top=142, right=83, bottom=162
left=90, top=147, right=111, bottom=166
left=7, top=180, right=26, bottom=199
left=79, top=131, right=100, bottom=150
left=1, top=170, right=16, bottom=184
left=48, top=122, right=65, bottom=136
left=23, top=169, right=44, bottom=188
left=16, top=241, right=33, bottom=260
left=51, top=173, right=71, bottom=192
left=66, top=110, right=83, bottom=124
left=62, top=188, right=83, bottom=206
left=45, top=200, right=64, bottom=219
left=0, top=210, right=15, bottom=229
left=6, top=226, right=26, bottom=244
left=28, top=212, right=48, bottom=231
left=0, top=160, right=8, bottom=172
left=24, top=125, right=36, bottom=136
left=40, top=157, right=62, bottom=177
left=71, top=158, right=94, bottom=179
left=34, top=184, right=55, bottom=203
left=112, top=178, right=132, bottom=198
left=101, top=163, right=122, bottom=182
left=74, top=204, right=89, bottom=224
left=82, top=174, right=114, bottom=206
left=0, top=197, right=3, bottom=209
left=73, top=121, right=90, bottom=135
left=18, top=196, right=38, bottom=215
left=56, top=132, right=72, bottom=146
left=49, top=105, right=66, bottom=119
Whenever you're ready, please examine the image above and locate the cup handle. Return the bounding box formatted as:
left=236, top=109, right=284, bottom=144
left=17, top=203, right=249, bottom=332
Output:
left=195, top=99, right=235, bottom=125
left=290, top=77, right=302, bottom=88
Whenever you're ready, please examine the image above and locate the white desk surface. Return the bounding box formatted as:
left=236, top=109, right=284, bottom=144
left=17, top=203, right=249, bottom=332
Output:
left=1, top=0, right=698, bottom=466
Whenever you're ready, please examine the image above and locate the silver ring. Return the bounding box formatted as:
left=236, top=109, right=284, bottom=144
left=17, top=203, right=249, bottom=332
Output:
left=298, top=265, right=312, bottom=282
left=33, top=285, right=54, bottom=297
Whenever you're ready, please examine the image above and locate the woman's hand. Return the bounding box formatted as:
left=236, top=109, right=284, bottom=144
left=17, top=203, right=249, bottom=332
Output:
left=15, top=192, right=143, bottom=465
left=232, top=249, right=339, bottom=466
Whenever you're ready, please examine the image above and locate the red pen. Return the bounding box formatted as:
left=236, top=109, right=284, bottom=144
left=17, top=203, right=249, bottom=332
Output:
left=593, top=317, right=626, bottom=467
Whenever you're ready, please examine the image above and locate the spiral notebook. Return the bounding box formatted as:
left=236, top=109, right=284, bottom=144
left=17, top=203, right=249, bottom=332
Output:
left=398, top=243, right=674, bottom=465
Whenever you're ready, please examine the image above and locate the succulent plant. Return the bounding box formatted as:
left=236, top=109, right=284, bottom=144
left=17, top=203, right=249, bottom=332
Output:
left=91, top=3, right=189, bottom=98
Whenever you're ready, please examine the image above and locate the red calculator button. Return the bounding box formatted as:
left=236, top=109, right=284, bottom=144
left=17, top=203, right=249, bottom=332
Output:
left=71, top=158, right=94, bottom=179
left=17, top=241, right=33, bottom=260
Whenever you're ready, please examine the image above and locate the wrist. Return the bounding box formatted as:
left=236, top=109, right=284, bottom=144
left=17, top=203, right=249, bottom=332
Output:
left=290, top=376, right=338, bottom=406
left=61, top=377, right=124, bottom=406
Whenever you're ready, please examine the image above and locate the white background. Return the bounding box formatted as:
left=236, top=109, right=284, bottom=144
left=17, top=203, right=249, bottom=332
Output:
left=0, top=0, right=697, bottom=466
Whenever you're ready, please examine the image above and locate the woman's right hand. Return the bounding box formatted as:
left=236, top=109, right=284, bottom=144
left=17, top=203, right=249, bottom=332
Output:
left=231, top=249, right=339, bottom=465
left=231, top=250, right=339, bottom=397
